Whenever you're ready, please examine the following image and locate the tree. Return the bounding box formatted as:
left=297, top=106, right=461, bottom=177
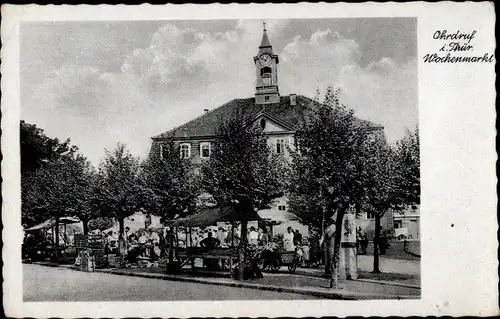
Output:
left=22, top=151, right=96, bottom=259
left=142, top=137, right=200, bottom=270
left=69, top=158, right=99, bottom=235
left=363, top=127, right=420, bottom=273
left=88, top=217, right=115, bottom=233
left=288, top=86, right=370, bottom=287
left=94, top=143, right=152, bottom=266
left=21, top=121, right=80, bottom=227
left=142, top=137, right=200, bottom=220
left=200, top=110, right=285, bottom=279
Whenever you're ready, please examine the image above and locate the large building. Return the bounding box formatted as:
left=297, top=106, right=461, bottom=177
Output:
left=150, top=25, right=387, bottom=238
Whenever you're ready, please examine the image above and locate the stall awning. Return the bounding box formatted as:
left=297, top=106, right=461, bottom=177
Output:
left=164, top=206, right=262, bottom=227
left=24, top=217, right=81, bottom=231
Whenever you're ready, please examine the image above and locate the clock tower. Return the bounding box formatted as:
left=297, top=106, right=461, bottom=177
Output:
left=254, top=22, right=280, bottom=105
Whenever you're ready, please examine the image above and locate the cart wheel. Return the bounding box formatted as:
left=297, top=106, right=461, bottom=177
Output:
left=288, top=264, right=297, bottom=273
left=270, top=259, right=281, bottom=272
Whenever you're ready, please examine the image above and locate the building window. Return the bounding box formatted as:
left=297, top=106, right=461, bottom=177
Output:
left=276, top=138, right=285, bottom=154
left=278, top=205, right=286, bottom=211
left=200, top=142, right=211, bottom=158
left=264, top=96, right=270, bottom=101
left=260, top=67, right=272, bottom=76
left=366, top=211, right=376, bottom=220
left=262, top=77, right=271, bottom=86
left=180, top=143, right=191, bottom=159
left=159, top=144, right=164, bottom=159
left=394, top=221, right=403, bottom=229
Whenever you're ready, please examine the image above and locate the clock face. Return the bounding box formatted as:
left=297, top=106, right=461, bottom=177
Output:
left=259, top=53, right=272, bottom=66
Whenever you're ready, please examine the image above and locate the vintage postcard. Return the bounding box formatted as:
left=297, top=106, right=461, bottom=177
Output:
left=1, top=2, right=497, bottom=318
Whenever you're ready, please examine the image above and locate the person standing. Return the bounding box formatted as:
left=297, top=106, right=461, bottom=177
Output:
left=138, top=230, right=148, bottom=257
left=217, top=227, right=228, bottom=247
left=258, top=227, right=269, bottom=246
left=293, top=229, right=303, bottom=246
left=284, top=227, right=295, bottom=251
left=248, top=226, right=259, bottom=246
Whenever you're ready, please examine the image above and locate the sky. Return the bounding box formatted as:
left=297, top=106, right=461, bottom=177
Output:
left=21, top=18, right=417, bottom=166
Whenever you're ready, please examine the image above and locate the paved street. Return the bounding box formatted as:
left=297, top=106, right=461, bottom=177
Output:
left=357, top=255, right=420, bottom=275
left=23, top=264, right=321, bottom=301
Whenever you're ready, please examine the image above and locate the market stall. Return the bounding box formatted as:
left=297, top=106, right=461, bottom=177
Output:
left=24, top=216, right=82, bottom=261
left=163, top=206, right=262, bottom=277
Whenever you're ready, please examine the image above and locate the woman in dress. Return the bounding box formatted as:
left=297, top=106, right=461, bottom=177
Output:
left=283, top=227, right=295, bottom=251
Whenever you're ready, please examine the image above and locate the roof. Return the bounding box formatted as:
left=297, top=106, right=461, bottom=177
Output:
left=153, top=95, right=383, bottom=140
left=258, top=209, right=300, bottom=221
left=24, top=217, right=81, bottom=231
left=164, top=206, right=262, bottom=227
left=260, top=30, right=271, bottom=48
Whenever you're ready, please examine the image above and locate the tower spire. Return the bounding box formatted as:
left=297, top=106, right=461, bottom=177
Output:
left=260, top=22, right=271, bottom=48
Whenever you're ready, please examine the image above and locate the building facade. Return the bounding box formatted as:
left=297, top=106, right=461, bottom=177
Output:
left=356, top=206, right=420, bottom=241
left=150, top=26, right=384, bottom=238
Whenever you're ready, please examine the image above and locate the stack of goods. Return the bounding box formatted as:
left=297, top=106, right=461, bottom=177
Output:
left=87, top=234, right=107, bottom=268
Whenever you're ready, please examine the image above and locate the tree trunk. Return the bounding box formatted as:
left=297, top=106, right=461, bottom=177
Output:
left=330, top=208, right=345, bottom=288
left=168, top=228, right=174, bottom=265
left=54, top=217, right=60, bottom=261
left=322, top=212, right=330, bottom=274
left=165, top=227, right=176, bottom=273
left=373, top=214, right=381, bottom=273
left=118, top=217, right=126, bottom=268
left=238, top=219, right=248, bottom=280
left=82, top=220, right=89, bottom=235
left=325, top=231, right=335, bottom=276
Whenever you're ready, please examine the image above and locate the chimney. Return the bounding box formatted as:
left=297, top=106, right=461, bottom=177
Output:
left=204, top=108, right=209, bottom=114
left=290, top=94, right=296, bottom=106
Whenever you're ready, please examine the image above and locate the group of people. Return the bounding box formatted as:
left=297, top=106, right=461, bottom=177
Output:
left=104, top=227, right=164, bottom=263
left=356, top=226, right=390, bottom=255
left=283, top=226, right=303, bottom=252
left=198, top=226, right=272, bottom=250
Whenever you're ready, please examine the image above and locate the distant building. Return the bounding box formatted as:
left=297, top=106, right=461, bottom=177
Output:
left=113, top=212, right=162, bottom=233
left=258, top=198, right=310, bottom=240
left=150, top=24, right=382, bottom=163
left=357, top=206, right=420, bottom=240
left=149, top=25, right=385, bottom=240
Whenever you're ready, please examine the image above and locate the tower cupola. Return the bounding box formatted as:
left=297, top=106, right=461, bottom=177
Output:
left=254, top=22, right=280, bottom=105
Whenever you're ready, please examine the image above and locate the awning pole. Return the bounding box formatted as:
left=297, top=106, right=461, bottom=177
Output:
left=189, top=227, right=193, bottom=248
left=175, top=227, right=179, bottom=248
left=231, top=223, right=234, bottom=247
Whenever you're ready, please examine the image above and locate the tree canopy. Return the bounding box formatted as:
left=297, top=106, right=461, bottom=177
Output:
left=288, top=87, right=371, bottom=227
left=142, top=137, right=200, bottom=221
left=93, top=143, right=151, bottom=226
left=21, top=121, right=94, bottom=228
left=200, top=110, right=285, bottom=212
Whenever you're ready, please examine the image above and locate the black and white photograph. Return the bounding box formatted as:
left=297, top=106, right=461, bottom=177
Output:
left=20, top=17, right=420, bottom=301
left=1, top=3, right=496, bottom=318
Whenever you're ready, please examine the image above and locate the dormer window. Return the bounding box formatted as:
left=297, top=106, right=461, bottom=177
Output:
left=260, top=118, right=267, bottom=129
